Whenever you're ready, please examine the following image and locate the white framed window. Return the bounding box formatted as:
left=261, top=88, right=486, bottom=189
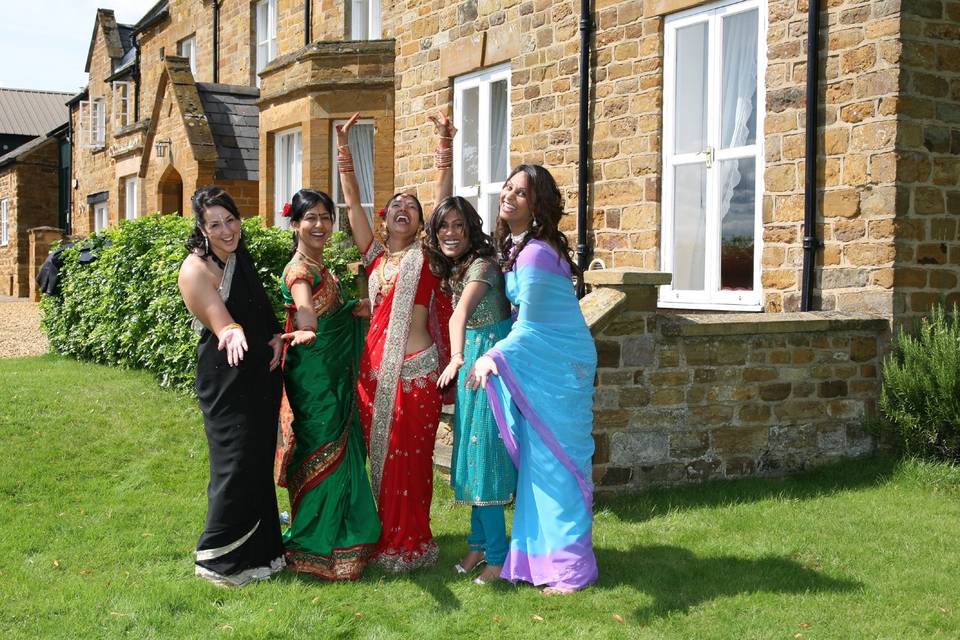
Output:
left=453, top=64, right=511, bottom=233
left=351, top=0, right=382, bottom=40
left=94, top=202, right=109, bottom=232
left=178, top=35, right=197, bottom=76
left=332, top=118, right=375, bottom=228
left=255, top=0, right=278, bottom=86
left=123, top=175, right=138, bottom=220
left=1, top=199, right=8, bottom=246
left=78, top=98, right=106, bottom=149
left=274, top=128, right=302, bottom=228
left=660, top=0, right=765, bottom=310
left=112, top=81, right=132, bottom=129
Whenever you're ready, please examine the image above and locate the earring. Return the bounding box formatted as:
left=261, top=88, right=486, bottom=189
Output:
left=204, top=235, right=210, bottom=254
left=531, top=217, right=540, bottom=229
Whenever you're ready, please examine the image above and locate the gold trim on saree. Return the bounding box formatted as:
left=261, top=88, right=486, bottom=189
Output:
left=368, top=241, right=424, bottom=501
left=285, top=544, right=376, bottom=581
left=371, top=541, right=439, bottom=573
left=195, top=518, right=259, bottom=561
left=400, top=344, right=439, bottom=393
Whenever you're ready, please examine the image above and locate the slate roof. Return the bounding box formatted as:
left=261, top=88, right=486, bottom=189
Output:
left=0, top=88, right=72, bottom=136
left=196, top=83, right=260, bottom=181
left=132, top=0, right=169, bottom=35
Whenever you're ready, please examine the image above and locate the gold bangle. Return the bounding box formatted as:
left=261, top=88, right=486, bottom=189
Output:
left=222, top=322, right=242, bottom=332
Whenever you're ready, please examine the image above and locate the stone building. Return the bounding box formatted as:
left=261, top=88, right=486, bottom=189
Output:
left=58, top=1, right=959, bottom=488
left=0, top=89, right=72, bottom=297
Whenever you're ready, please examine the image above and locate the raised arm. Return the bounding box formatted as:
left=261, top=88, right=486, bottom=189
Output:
left=337, top=113, right=374, bottom=253
left=428, top=112, right=457, bottom=205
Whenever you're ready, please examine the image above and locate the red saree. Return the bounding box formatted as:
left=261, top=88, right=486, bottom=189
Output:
left=357, top=239, right=452, bottom=572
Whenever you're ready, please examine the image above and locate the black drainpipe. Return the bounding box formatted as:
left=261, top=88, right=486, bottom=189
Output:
left=801, top=0, right=821, bottom=311
left=212, top=1, right=220, bottom=83
left=133, top=37, right=141, bottom=121
left=304, top=0, right=311, bottom=45
left=576, top=0, right=592, bottom=298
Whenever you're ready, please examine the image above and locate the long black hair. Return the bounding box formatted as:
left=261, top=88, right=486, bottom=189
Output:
left=495, top=164, right=579, bottom=276
left=185, top=186, right=244, bottom=258
left=288, top=188, right=336, bottom=255
left=424, top=196, right=496, bottom=293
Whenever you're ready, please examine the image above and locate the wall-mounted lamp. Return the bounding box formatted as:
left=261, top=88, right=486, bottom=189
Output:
left=155, top=139, right=172, bottom=159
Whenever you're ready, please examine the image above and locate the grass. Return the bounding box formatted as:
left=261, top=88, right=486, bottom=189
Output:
left=1, top=355, right=959, bottom=639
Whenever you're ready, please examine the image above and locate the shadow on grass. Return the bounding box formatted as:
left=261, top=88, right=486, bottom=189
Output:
left=598, top=544, right=861, bottom=623
left=597, top=455, right=899, bottom=524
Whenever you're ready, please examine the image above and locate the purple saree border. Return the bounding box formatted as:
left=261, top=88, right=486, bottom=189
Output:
left=515, top=240, right=572, bottom=279
left=485, top=379, right=521, bottom=468
left=484, top=348, right=593, bottom=511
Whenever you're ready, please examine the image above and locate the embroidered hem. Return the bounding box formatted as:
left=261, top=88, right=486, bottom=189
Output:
left=452, top=495, right=514, bottom=507
left=287, top=425, right=350, bottom=516
left=371, top=541, right=439, bottom=573
left=285, top=544, right=376, bottom=581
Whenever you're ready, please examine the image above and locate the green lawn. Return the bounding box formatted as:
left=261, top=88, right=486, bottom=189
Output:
left=1, top=355, right=958, bottom=639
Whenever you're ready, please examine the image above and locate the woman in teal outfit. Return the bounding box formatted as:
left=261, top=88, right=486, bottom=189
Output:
left=426, top=196, right=516, bottom=586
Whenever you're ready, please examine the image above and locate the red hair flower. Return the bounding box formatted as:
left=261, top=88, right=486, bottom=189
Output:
left=281, top=203, right=293, bottom=217
left=377, top=207, right=387, bottom=219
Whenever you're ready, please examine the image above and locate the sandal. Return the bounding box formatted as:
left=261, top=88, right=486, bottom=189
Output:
left=453, top=550, right=485, bottom=574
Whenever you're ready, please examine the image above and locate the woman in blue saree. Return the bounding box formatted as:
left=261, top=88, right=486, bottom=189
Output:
left=473, top=164, right=598, bottom=594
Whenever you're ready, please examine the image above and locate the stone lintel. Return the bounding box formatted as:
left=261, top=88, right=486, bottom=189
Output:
left=261, top=39, right=396, bottom=78
left=660, top=311, right=889, bottom=337
left=580, top=287, right=627, bottom=336
left=258, top=78, right=395, bottom=105
left=584, top=268, right=672, bottom=287
left=646, top=0, right=713, bottom=17
left=440, top=33, right=485, bottom=78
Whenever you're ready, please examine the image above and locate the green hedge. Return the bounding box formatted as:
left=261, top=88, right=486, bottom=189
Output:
left=878, top=304, right=960, bottom=461
left=40, top=215, right=360, bottom=391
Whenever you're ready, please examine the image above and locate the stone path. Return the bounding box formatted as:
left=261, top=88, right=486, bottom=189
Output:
left=0, top=297, right=48, bottom=358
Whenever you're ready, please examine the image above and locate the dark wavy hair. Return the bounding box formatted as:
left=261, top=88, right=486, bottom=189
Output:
left=288, top=188, right=336, bottom=255
left=185, top=186, right=244, bottom=257
left=424, top=196, right=497, bottom=293
left=495, top=164, right=579, bottom=276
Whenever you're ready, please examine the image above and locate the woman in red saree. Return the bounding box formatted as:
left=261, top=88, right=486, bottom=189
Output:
left=338, top=112, right=455, bottom=571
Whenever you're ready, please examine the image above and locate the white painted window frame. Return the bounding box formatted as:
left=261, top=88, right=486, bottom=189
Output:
left=331, top=118, right=375, bottom=230
left=124, top=175, right=138, bottom=220
left=78, top=98, right=106, bottom=149
left=273, top=127, right=302, bottom=228
left=453, top=63, right=512, bottom=234
left=1, top=199, right=8, bottom=246
left=112, top=81, right=132, bottom=129
left=94, top=202, right=109, bottom=232
left=178, top=34, right=198, bottom=76
left=255, top=0, right=279, bottom=86
left=660, top=0, right=766, bottom=311
left=351, top=0, right=382, bottom=40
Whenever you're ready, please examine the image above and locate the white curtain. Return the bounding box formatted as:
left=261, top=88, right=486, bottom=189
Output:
left=718, top=9, right=758, bottom=221
left=350, top=123, right=375, bottom=221
left=489, top=80, right=508, bottom=182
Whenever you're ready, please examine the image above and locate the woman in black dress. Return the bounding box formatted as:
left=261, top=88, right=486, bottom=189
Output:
left=177, top=186, right=285, bottom=587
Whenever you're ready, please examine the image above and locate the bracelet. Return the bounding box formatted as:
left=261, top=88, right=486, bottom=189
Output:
left=222, top=322, right=242, bottom=332
left=337, top=144, right=351, bottom=152
left=451, top=352, right=463, bottom=358
left=300, top=326, right=317, bottom=333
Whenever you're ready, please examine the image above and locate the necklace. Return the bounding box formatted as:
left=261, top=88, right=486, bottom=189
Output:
left=296, top=248, right=325, bottom=271
left=378, top=243, right=414, bottom=295
left=510, top=230, right=528, bottom=244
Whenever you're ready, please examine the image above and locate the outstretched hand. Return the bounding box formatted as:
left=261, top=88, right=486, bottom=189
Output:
left=268, top=334, right=283, bottom=371
left=281, top=329, right=317, bottom=348
left=470, top=355, right=499, bottom=389
left=218, top=326, right=248, bottom=367
left=352, top=298, right=371, bottom=318
left=428, top=112, right=457, bottom=144
left=336, top=112, right=362, bottom=146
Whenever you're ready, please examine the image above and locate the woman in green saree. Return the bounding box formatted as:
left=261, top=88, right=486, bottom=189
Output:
left=275, top=188, right=381, bottom=580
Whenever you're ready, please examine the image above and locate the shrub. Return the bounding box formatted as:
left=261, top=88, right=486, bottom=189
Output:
left=878, top=304, right=960, bottom=461
left=41, top=215, right=360, bottom=391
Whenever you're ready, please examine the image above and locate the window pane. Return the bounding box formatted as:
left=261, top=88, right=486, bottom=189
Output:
left=672, top=163, right=706, bottom=290
left=460, top=86, right=479, bottom=187
left=721, top=9, right=758, bottom=149
left=719, top=157, right=756, bottom=291
left=489, top=79, right=509, bottom=182
left=352, top=0, right=369, bottom=39
left=674, top=22, right=708, bottom=155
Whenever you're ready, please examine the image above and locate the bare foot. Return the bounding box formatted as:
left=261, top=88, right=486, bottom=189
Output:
left=474, top=564, right=502, bottom=585
left=454, top=550, right=485, bottom=574
left=542, top=586, right=578, bottom=596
